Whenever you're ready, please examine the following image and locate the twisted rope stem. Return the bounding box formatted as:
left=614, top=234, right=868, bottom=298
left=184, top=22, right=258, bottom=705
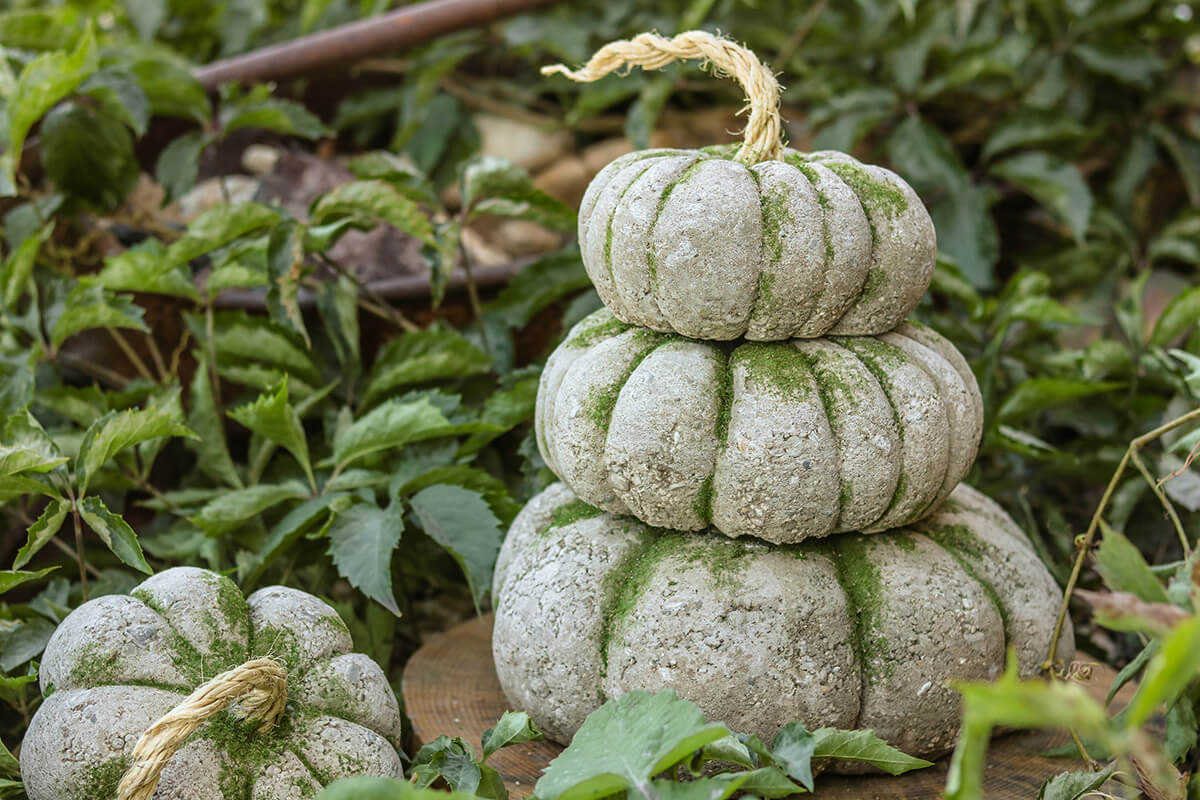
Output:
left=117, top=658, right=288, bottom=800
left=541, top=30, right=784, bottom=165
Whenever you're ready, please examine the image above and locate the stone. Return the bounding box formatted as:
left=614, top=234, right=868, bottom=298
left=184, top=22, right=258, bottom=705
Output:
left=475, top=112, right=572, bottom=173
left=491, top=482, right=1074, bottom=761
left=536, top=309, right=983, bottom=542
left=21, top=568, right=403, bottom=800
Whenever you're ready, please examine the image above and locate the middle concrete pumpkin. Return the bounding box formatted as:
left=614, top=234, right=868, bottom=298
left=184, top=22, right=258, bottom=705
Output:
left=536, top=309, right=983, bottom=543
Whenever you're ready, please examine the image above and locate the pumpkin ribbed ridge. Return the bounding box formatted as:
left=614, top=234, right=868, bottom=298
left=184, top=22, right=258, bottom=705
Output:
left=578, top=147, right=935, bottom=341
left=491, top=483, right=1073, bottom=760
left=21, top=568, right=404, bottom=800
left=535, top=309, right=982, bottom=543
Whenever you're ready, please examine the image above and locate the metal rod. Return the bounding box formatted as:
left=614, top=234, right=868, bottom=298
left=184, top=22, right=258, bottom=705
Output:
left=193, top=0, right=560, bottom=90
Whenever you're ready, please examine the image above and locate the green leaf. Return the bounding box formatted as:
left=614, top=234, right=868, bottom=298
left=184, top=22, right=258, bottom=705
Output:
left=945, top=655, right=1114, bottom=800
left=0, top=736, right=18, bottom=779
left=228, top=379, right=314, bottom=490
left=0, top=352, right=34, bottom=417
left=79, top=495, right=151, bottom=573
left=265, top=219, right=311, bottom=346
left=810, top=728, right=932, bottom=774
left=769, top=722, right=817, bottom=790
left=1126, top=617, right=1200, bottom=728
left=40, top=101, right=140, bottom=211
left=997, top=378, right=1123, bottom=420
left=169, top=202, right=281, bottom=265
left=0, top=566, right=57, bottom=594
left=186, top=354, right=242, bottom=488
left=458, top=370, right=539, bottom=456
left=189, top=480, right=310, bottom=535
left=460, top=156, right=576, bottom=232
left=12, top=497, right=68, bottom=569
left=128, top=56, right=210, bottom=124
left=316, top=777, right=480, bottom=800
left=363, top=328, right=491, bottom=406
left=310, top=179, right=435, bottom=245
left=981, top=109, right=1086, bottom=160
left=990, top=152, right=1092, bottom=243
left=485, top=246, right=591, bottom=327
left=482, top=711, right=542, bottom=761
left=123, top=0, right=166, bottom=41
left=1165, top=697, right=1197, bottom=764
left=77, top=401, right=196, bottom=492
left=0, top=616, right=54, bottom=670
left=1, top=220, right=53, bottom=309
left=625, top=76, right=672, bottom=151
left=96, top=239, right=199, bottom=299
left=996, top=295, right=1084, bottom=329
left=155, top=130, right=209, bottom=204
left=241, top=493, right=355, bottom=587
left=409, top=484, right=502, bottom=610
left=221, top=86, right=329, bottom=139
left=1095, top=521, right=1169, bottom=604
left=0, top=25, right=97, bottom=196
left=202, top=310, right=321, bottom=385
left=1037, top=764, right=1116, bottom=800
left=331, top=397, right=452, bottom=471
left=50, top=283, right=149, bottom=348
left=1149, top=285, right=1200, bottom=347
left=316, top=276, right=360, bottom=382
left=535, top=690, right=730, bottom=800
left=1071, top=39, right=1164, bottom=89
left=0, top=437, right=67, bottom=479
left=80, top=67, right=150, bottom=136
left=327, top=498, right=405, bottom=615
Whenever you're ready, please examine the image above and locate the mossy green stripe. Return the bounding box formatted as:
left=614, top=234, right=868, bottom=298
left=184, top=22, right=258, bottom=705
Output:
left=731, top=342, right=814, bottom=402
left=594, top=528, right=654, bottom=699
left=784, top=157, right=835, bottom=305
left=824, top=535, right=894, bottom=698
left=585, top=331, right=672, bottom=432
left=604, top=160, right=662, bottom=279
left=919, top=526, right=1012, bottom=636
left=645, top=157, right=706, bottom=285
left=797, top=349, right=848, bottom=528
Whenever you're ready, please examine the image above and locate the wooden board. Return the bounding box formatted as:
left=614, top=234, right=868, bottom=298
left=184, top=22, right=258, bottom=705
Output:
left=403, top=614, right=1126, bottom=799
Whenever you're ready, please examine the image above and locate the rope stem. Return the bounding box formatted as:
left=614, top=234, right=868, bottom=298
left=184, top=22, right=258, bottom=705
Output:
left=117, top=658, right=288, bottom=800
left=542, top=30, right=784, bottom=164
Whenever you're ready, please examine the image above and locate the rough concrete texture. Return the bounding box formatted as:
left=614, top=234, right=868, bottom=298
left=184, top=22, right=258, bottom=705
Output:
left=21, top=567, right=404, bottom=800
left=492, top=483, right=1073, bottom=763
left=537, top=310, right=983, bottom=542
left=577, top=147, right=934, bottom=340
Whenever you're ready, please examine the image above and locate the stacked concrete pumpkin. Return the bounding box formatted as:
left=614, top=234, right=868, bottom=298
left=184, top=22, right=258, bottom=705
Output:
left=493, top=31, right=1072, bottom=764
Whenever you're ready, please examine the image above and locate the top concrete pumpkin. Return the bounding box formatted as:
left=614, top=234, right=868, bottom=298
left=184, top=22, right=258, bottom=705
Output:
left=21, top=567, right=403, bottom=800
left=578, top=145, right=936, bottom=340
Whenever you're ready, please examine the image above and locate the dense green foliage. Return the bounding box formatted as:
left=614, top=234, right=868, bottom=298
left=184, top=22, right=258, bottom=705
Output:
left=0, top=0, right=1197, bottom=798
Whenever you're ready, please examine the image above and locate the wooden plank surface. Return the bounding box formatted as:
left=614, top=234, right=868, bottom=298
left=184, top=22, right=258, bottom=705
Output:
left=403, top=614, right=1125, bottom=799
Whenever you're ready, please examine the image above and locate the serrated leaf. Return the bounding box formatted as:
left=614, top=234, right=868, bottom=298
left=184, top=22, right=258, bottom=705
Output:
left=40, top=101, right=139, bottom=211
left=155, top=130, right=208, bottom=204
left=1, top=25, right=97, bottom=196
left=981, top=108, right=1086, bottom=160
left=535, top=690, right=730, bottom=800
left=241, top=492, right=355, bottom=587
left=769, top=722, right=817, bottom=790
left=485, top=245, right=591, bottom=327
left=0, top=566, right=57, bottom=594
left=316, top=276, right=360, bottom=381
left=186, top=353, right=242, bottom=488
left=190, top=480, right=309, bottom=535
left=203, top=310, right=321, bottom=385
left=996, top=295, right=1084, bottom=328
left=50, top=283, right=148, bottom=348
left=170, top=202, right=281, bottom=265
left=460, top=156, right=576, bottom=232
left=1095, top=521, right=1169, bottom=603
left=363, top=328, right=491, bottom=406
left=458, top=371, right=538, bottom=456
left=228, top=379, right=314, bottom=490
left=1, top=219, right=52, bottom=309
left=810, top=728, right=932, bottom=774
left=0, top=438, right=68, bottom=479
left=409, top=484, right=501, bottom=610
left=12, top=497, right=68, bottom=568
left=265, top=219, right=310, bottom=346
left=96, top=238, right=199, bottom=299
left=77, top=401, right=196, bottom=492
left=310, top=179, right=434, bottom=245
left=0, top=616, right=54, bottom=670
left=327, top=498, right=405, bottom=615
left=79, top=66, right=150, bottom=136
left=1037, top=763, right=1116, bottom=799
left=123, top=0, right=166, bottom=41
left=79, top=495, right=151, bottom=573
left=482, top=711, right=542, bottom=761
left=331, top=398, right=452, bottom=471
left=990, top=152, right=1092, bottom=243
left=128, top=56, right=210, bottom=124
left=221, top=88, right=329, bottom=139
left=1149, top=285, right=1200, bottom=347
left=1071, top=39, right=1163, bottom=89
left=997, top=378, right=1123, bottom=420
left=316, top=777, right=480, bottom=799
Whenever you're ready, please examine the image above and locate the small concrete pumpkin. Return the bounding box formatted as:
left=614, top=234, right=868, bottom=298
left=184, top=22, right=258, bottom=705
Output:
left=545, top=32, right=935, bottom=341
left=21, top=567, right=403, bottom=800
left=492, top=483, right=1073, bottom=760
left=536, top=308, right=982, bottom=543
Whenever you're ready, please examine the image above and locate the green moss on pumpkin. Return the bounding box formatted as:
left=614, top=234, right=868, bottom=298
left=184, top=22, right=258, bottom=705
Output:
left=760, top=188, right=791, bottom=265
left=547, top=499, right=604, bottom=530
left=827, top=536, right=894, bottom=685
left=80, top=754, right=130, bottom=800
left=692, top=474, right=715, bottom=524
left=566, top=315, right=633, bottom=349
left=584, top=331, right=670, bottom=431
left=822, top=161, right=908, bottom=219
left=732, top=343, right=813, bottom=401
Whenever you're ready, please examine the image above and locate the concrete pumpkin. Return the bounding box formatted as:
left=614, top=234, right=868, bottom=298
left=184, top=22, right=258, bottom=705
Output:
left=492, top=483, right=1073, bottom=760
left=536, top=309, right=982, bottom=543
left=21, top=567, right=403, bottom=800
left=578, top=146, right=935, bottom=340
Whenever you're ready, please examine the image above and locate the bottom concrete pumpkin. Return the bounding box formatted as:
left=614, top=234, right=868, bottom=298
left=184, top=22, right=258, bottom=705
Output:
left=21, top=567, right=403, bottom=799
left=492, top=483, right=1073, bottom=761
